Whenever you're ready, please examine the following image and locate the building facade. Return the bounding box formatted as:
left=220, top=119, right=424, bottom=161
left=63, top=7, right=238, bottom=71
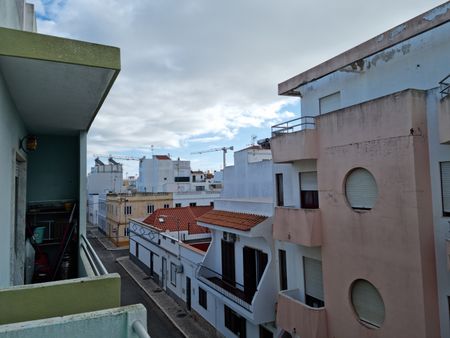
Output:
left=105, top=192, right=173, bottom=246
left=87, top=157, right=123, bottom=194
left=272, top=3, right=450, bottom=338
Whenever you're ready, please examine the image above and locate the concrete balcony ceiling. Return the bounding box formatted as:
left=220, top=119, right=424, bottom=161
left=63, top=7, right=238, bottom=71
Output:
left=0, top=27, right=120, bottom=134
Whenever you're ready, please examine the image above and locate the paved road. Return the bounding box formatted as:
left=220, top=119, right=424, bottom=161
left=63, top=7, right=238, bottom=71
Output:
left=88, top=235, right=184, bottom=338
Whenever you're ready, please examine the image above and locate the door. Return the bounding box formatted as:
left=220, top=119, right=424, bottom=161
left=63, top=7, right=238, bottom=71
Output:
left=161, top=257, right=167, bottom=290
left=186, top=277, right=191, bottom=311
left=243, top=247, right=268, bottom=302
left=275, top=173, right=284, bottom=206
left=221, top=239, right=235, bottom=286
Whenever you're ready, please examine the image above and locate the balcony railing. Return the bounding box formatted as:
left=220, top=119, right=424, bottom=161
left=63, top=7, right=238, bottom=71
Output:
left=197, top=265, right=252, bottom=312
left=80, top=234, right=107, bottom=276
left=440, top=74, right=450, bottom=99
left=271, top=116, right=316, bottom=136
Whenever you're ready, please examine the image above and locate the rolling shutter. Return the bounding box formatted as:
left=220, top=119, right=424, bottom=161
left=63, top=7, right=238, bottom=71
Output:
left=441, top=162, right=450, bottom=215
left=300, top=172, right=318, bottom=191
left=304, top=257, right=324, bottom=301
left=345, top=169, right=378, bottom=209
left=351, top=280, right=385, bottom=327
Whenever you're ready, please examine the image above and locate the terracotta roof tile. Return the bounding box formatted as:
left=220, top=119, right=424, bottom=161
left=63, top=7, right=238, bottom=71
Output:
left=143, top=206, right=212, bottom=234
left=155, top=155, right=171, bottom=160
left=196, top=210, right=267, bottom=231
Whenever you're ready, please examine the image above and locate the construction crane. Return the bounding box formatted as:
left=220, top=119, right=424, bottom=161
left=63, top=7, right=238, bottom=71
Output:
left=191, top=146, right=234, bottom=168
left=93, top=154, right=144, bottom=162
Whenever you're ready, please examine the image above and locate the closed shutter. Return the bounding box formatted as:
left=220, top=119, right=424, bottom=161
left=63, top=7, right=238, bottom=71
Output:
left=346, top=169, right=378, bottom=209
left=300, top=172, right=318, bottom=191
left=441, top=162, right=450, bottom=215
left=351, top=280, right=385, bottom=327
left=304, top=257, right=324, bottom=301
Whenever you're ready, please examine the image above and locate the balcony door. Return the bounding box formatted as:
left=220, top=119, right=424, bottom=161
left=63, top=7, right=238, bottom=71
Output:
left=221, top=239, right=235, bottom=286
left=299, top=172, right=318, bottom=209
left=243, top=246, right=268, bottom=302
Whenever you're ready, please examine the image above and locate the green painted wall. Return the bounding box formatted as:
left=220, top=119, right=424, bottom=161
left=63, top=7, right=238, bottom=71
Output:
left=27, top=135, right=79, bottom=203
left=0, top=70, right=27, bottom=287
left=0, top=274, right=121, bottom=325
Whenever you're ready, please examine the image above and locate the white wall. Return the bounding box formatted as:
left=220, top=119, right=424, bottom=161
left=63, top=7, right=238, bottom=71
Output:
left=87, top=170, right=123, bottom=194
left=426, top=88, right=450, bottom=338
left=0, top=0, right=36, bottom=32
left=173, top=192, right=219, bottom=207
left=298, top=22, right=450, bottom=118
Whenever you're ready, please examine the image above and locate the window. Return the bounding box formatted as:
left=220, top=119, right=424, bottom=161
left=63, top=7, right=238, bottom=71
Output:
left=135, top=243, right=139, bottom=258
left=147, top=204, right=155, bottom=214
left=196, top=185, right=205, bottom=191
left=279, top=249, right=288, bottom=291
left=275, top=173, right=284, bottom=207
left=123, top=227, right=129, bottom=236
left=170, top=263, right=177, bottom=286
left=164, top=204, right=170, bottom=208
left=345, top=168, right=378, bottom=210
left=199, top=287, right=207, bottom=309
left=440, top=162, right=450, bottom=216
left=210, top=201, right=214, bottom=207
left=175, top=203, right=182, bottom=208
left=174, top=176, right=190, bottom=182
left=189, top=202, right=197, bottom=207
left=303, top=257, right=324, bottom=308
left=319, top=91, right=341, bottom=114
left=192, top=175, right=196, bottom=182
left=224, top=305, right=246, bottom=338
left=351, top=279, right=385, bottom=328
left=243, top=247, right=268, bottom=302
left=300, top=172, right=319, bottom=209
left=259, top=326, right=273, bottom=338
left=124, top=205, right=132, bottom=215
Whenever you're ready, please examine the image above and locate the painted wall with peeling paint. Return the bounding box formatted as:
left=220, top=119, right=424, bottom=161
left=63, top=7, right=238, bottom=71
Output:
left=297, top=22, right=450, bottom=117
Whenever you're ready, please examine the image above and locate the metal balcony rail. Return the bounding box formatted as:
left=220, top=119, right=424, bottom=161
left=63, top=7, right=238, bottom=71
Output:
left=132, top=320, right=151, bottom=338
left=197, top=265, right=253, bottom=312
left=271, top=116, right=316, bottom=136
left=80, top=234, right=108, bottom=276
left=440, top=74, right=450, bottom=98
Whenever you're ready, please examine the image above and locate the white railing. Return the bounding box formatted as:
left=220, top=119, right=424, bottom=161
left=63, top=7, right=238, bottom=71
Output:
left=80, top=234, right=107, bottom=276
left=271, top=116, right=316, bottom=136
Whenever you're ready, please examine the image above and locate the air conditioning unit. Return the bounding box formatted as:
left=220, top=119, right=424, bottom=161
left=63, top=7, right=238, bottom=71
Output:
left=175, top=264, right=184, bottom=273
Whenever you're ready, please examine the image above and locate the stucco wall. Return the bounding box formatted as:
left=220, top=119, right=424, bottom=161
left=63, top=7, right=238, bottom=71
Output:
left=0, top=70, right=27, bottom=287
left=316, top=90, right=439, bottom=337
left=27, top=135, right=79, bottom=203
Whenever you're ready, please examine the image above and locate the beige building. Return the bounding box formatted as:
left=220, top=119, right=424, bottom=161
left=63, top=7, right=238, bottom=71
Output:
left=105, top=192, right=173, bottom=246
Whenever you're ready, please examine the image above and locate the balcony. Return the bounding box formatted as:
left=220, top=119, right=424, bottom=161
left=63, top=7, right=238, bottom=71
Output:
left=273, top=207, right=322, bottom=247
left=197, top=265, right=253, bottom=312
left=271, top=116, right=318, bottom=163
left=277, top=289, right=327, bottom=338
left=0, top=304, right=149, bottom=338
left=438, top=82, right=450, bottom=143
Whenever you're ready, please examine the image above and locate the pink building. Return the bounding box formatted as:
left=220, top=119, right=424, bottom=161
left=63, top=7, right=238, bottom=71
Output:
left=272, top=3, right=450, bottom=338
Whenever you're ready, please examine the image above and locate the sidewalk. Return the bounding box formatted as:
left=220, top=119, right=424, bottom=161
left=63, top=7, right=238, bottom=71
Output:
left=117, top=256, right=212, bottom=338
left=87, top=224, right=129, bottom=251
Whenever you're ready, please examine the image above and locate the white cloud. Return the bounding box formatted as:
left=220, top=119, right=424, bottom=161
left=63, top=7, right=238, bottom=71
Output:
left=34, top=0, right=445, bottom=170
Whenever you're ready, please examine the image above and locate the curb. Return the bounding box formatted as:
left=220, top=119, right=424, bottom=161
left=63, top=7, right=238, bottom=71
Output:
left=116, top=257, right=189, bottom=338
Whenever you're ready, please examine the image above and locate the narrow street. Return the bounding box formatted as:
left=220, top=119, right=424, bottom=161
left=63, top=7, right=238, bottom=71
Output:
left=87, top=231, right=184, bottom=338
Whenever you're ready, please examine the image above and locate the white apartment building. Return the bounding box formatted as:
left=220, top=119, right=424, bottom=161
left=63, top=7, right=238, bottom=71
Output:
left=128, top=206, right=213, bottom=326
left=137, top=155, right=221, bottom=194
left=173, top=191, right=219, bottom=208
left=87, top=193, right=99, bottom=226
left=195, top=146, right=282, bottom=338
left=87, top=157, right=123, bottom=194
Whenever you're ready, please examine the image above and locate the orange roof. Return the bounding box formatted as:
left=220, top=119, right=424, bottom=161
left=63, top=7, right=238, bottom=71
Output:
left=155, top=155, right=171, bottom=160
left=196, top=210, right=267, bottom=231
left=143, top=206, right=212, bottom=234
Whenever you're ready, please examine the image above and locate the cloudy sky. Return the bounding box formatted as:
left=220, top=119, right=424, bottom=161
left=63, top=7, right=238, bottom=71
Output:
left=30, top=0, right=444, bottom=176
